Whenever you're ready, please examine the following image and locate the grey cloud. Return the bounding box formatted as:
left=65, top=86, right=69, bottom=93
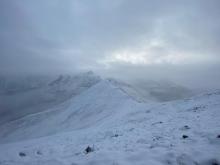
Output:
left=0, top=0, right=220, bottom=88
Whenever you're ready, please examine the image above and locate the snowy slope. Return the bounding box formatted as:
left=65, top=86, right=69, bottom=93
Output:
left=0, top=80, right=141, bottom=143
left=0, top=72, right=101, bottom=124
left=130, top=79, right=194, bottom=102
left=0, top=72, right=194, bottom=125
left=104, top=78, right=194, bottom=102
left=0, top=81, right=219, bottom=165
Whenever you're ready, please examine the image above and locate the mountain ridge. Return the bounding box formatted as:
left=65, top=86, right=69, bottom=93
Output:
left=0, top=79, right=140, bottom=143
left=0, top=85, right=219, bottom=164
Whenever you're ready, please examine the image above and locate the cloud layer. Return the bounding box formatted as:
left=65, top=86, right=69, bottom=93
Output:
left=0, top=0, right=220, bottom=88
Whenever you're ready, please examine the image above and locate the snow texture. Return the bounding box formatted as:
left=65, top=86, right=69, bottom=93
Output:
left=0, top=79, right=219, bottom=165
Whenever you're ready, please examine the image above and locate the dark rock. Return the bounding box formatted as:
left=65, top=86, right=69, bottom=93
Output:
left=180, top=125, right=190, bottom=130
left=211, top=159, right=219, bottom=165
left=182, top=135, right=188, bottom=139
left=183, top=125, right=190, bottom=129
left=19, top=152, right=26, bottom=157
left=84, top=146, right=94, bottom=154
left=152, top=121, right=163, bottom=125
left=212, top=163, right=219, bottom=165
left=113, top=134, right=119, bottom=137
left=217, top=135, right=220, bottom=138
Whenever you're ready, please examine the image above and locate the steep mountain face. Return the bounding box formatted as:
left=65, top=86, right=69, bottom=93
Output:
left=0, top=80, right=219, bottom=165
left=0, top=72, right=101, bottom=124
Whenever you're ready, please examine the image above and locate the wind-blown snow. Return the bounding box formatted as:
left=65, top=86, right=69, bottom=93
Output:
left=0, top=80, right=219, bottom=165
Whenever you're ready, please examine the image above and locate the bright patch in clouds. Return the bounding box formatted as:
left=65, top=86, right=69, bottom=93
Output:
left=112, top=51, right=148, bottom=64
left=101, top=40, right=193, bottom=66
left=110, top=50, right=187, bottom=65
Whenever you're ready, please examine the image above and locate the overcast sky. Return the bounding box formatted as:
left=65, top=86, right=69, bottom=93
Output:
left=0, top=0, right=220, bottom=89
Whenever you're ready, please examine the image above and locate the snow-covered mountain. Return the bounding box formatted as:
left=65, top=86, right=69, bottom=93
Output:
left=0, top=80, right=139, bottom=143
left=0, top=71, right=101, bottom=125
left=0, top=76, right=219, bottom=165
left=0, top=72, right=193, bottom=125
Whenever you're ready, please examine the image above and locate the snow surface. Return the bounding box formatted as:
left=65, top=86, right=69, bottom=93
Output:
left=0, top=80, right=220, bottom=165
left=0, top=72, right=194, bottom=126
left=0, top=72, right=101, bottom=124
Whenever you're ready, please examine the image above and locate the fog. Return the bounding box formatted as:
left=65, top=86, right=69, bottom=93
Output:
left=1, top=0, right=220, bottom=89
